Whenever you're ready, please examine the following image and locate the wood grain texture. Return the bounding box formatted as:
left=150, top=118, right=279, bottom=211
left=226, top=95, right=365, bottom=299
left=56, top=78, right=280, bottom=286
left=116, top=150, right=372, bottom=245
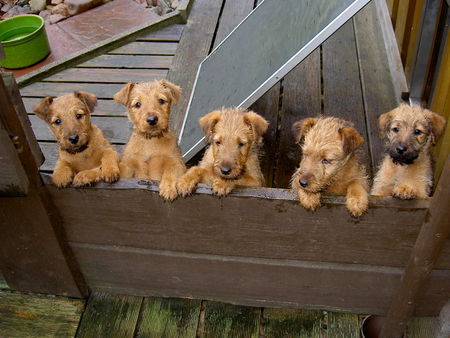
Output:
left=43, top=68, right=167, bottom=84
left=76, top=292, right=142, bottom=338
left=77, top=54, right=174, bottom=69
left=42, top=179, right=450, bottom=269
left=354, top=1, right=401, bottom=171
left=200, top=301, right=260, bottom=338
left=322, top=20, right=371, bottom=171
left=136, top=297, right=201, bottom=338
left=262, top=308, right=326, bottom=337
left=0, top=290, right=84, bottom=337
left=166, top=0, right=223, bottom=135
left=109, top=42, right=178, bottom=55
left=29, top=115, right=131, bottom=144
left=21, top=82, right=124, bottom=99
left=327, top=312, right=360, bottom=338
left=137, top=24, right=184, bottom=41
left=68, top=241, right=450, bottom=316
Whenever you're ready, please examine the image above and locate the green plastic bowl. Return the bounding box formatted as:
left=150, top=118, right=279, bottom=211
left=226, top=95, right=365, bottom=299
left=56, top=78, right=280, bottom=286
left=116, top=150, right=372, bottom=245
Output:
left=0, top=15, right=50, bottom=69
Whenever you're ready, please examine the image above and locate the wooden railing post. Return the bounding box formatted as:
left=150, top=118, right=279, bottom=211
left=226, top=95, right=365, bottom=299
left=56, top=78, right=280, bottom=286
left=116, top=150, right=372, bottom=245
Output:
left=0, top=73, right=88, bottom=298
left=380, top=154, right=450, bottom=337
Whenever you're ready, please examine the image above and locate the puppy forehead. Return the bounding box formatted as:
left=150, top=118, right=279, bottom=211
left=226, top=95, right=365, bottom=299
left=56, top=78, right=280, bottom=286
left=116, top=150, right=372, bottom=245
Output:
left=51, top=94, right=85, bottom=113
left=392, top=105, right=429, bottom=124
left=132, top=82, right=167, bottom=98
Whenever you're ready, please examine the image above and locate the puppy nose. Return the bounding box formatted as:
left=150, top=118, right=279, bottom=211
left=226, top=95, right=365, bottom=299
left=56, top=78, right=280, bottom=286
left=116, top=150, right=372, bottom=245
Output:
left=396, top=145, right=407, bottom=154
left=299, top=178, right=308, bottom=188
left=220, top=166, right=232, bottom=175
left=68, top=134, right=79, bottom=145
left=147, top=115, right=158, bottom=126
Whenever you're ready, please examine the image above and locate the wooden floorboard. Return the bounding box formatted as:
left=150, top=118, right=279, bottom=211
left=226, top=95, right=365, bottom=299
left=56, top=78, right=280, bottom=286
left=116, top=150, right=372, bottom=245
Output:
left=77, top=54, right=174, bottom=69
left=21, top=82, right=124, bottom=99
left=0, top=290, right=84, bottom=338
left=76, top=291, right=142, bottom=338
left=109, top=41, right=178, bottom=55
left=137, top=24, right=185, bottom=41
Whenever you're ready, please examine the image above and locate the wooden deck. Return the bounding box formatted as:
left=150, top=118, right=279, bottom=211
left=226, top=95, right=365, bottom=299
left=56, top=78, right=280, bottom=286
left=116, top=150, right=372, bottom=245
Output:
left=0, top=277, right=440, bottom=337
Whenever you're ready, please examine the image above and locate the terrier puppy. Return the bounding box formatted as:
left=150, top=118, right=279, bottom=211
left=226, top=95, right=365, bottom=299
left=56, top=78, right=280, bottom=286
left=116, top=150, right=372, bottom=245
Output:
left=291, top=117, right=369, bottom=217
left=177, top=107, right=269, bottom=196
left=34, top=91, right=120, bottom=187
left=371, top=104, right=446, bottom=199
left=114, top=80, right=186, bottom=201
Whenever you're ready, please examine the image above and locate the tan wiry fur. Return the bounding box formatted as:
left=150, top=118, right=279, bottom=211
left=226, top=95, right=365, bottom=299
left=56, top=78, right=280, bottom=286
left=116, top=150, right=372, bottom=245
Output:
left=115, top=80, right=186, bottom=201
left=177, top=107, right=269, bottom=196
left=34, top=91, right=120, bottom=187
left=371, top=103, right=446, bottom=199
left=291, top=117, right=369, bottom=217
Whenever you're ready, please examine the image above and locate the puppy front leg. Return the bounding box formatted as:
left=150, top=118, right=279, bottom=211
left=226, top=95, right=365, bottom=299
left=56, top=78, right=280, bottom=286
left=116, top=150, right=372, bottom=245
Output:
left=73, top=166, right=102, bottom=187
left=212, top=177, right=235, bottom=196
left=52, top=160, right=74, bottom=188
left=346, top=179, right=369, bottom=217
left=177, top=166, right=207, bottom=197
left=392, top=165, right=430, bottom=199
left=120, top=157, right=148, bottom=179
left=371, top=157, right=395, bottom=196
left=159, top=157, right=186, bottom=201
left=101, top=148, right=120, bottom=183
left=297, top=189, right=321, bottom=211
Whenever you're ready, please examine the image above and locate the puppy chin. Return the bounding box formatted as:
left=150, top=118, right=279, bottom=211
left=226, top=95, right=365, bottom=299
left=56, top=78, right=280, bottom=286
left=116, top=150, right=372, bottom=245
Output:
left=389, top=151, right=419, bottom=165
left=60, top=142, right=89, bottom=154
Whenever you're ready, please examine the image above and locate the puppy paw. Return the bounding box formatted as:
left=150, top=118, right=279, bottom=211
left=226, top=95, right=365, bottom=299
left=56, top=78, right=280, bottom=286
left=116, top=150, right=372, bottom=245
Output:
left=73, top=170, right=100, bottom=187
left=392, top=185, right=416, bottom=200
left=102, top=165, right=120, bottom=183
left=177, top=176, right=198, bottom=197
left=52, top=172, right=73, bottom=188
left=212, top=179, right=233, bottom=196
left=159, top=179, right=178, bottom=201
left=346, top=196, right=368, bottom=217
left=298, top=190, right=321, bottom=211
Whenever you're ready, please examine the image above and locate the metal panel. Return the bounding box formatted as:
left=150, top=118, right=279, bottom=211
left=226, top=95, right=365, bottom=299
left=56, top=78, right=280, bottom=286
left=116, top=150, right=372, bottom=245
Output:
left=178, top=0, right=371, bottom=160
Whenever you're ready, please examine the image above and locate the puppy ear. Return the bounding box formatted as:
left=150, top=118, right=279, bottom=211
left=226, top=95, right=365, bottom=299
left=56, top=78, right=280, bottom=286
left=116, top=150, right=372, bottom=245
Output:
left=292, top=117, right=317, bottom=143
left=379, top=108, right=396, bottom=138
left=199, top=110, right=221, bottom=140
left=244, top=111, right=269, bottom=140
left=114, top=83, right=135, bottom=106
left=159, top=80, right=182, bottom=105
left=74, top=91, right=97, bottom=113
left=339, top=127, right=364, bottom=154
left=33, top=96, right=54, bottom=121
left=423, top=109, right=446, bottom=145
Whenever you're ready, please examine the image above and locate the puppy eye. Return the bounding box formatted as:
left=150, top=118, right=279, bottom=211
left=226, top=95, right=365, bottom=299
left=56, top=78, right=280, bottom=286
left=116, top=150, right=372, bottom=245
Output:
left=238, top=142, right=245, bottom=148
left=134, top=102, right=141, bottom=108
left=392, top=127, right=399, bottom=133
left=322, top=158, right=330, bottom=164
left=54, top=119, right=61, bottom=125
left=76, top=113, right=83, bottom=119
left=414, top=129, right=422, bottom=135
left=215, top=141, right=221, bottom=146
left=158, top=99, right=166, bottom=105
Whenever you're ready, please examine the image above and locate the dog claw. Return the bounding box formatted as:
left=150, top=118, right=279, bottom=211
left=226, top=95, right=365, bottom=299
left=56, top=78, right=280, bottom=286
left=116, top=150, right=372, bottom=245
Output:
left=392, top=186, right=417, bottom=200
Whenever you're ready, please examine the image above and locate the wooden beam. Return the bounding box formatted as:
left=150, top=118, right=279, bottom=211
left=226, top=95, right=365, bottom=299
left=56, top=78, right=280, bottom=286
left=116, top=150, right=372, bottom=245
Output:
left=380, top=154, right=450, bottom=337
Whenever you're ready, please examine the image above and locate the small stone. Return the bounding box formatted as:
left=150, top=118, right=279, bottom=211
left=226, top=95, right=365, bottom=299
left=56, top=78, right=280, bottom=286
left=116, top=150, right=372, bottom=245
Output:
left=29, top=0, right=47, bottom=12
left=51, top=3, right=68, bottom=16
left=16, top=0, right=30, bottom=7
left=39, top=8, right=50, bottom=18
left=46, top=5, right=54, bottom=10
left=1, top=4, right=13, bottom=12
left=51, top=0, right=62, bottom=4
left=48, top=13, right=65, bottom=23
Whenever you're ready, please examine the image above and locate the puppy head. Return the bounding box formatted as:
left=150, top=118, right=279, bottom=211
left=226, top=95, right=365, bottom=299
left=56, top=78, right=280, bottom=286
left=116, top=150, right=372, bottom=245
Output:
left=379, top=104, right=446, bottom=165
left=199, top=107, right=268, bottom=180
left=33, top=91, right=96, bottom=153
left=291, top=117, right=364, bottom=193
left=114, top=80, right=182, bottom=137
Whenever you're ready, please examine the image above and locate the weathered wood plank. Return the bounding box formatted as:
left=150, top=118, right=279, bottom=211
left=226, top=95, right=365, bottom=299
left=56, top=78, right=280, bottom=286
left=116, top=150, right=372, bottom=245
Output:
left=24, top=97, right=126, bottom=116
left=21, top=82, right=124, bottom=99
left=68, top=241, right=450, bottom=316
left=273, top=50, right=322, bottom=188
left=109, top=41, right=178, bottom=55
left=43, top=179, right=450, bottom=269
left=77, top=54, right=174, bottom=69
left=137, top=24, right=185, bottom=41
left=136, top=297, right=201, bottom=338
left=29, top=115, right=131, bottom=144
left=262, top=308, right=326, bottom=337
left=76, top=292, right=142, bottom=338
left=322, top=20, right=371, bottom=170
left=0, top=290, right=84, bottom=337
left=327, top=312, right=360, bottom=338
left=43, top=68, right=167, bottom=84
left=354, top=1, right=401, bottom=171
left=38, top=142, right=125, bottom=172
left=200, top=301, right=260, bottom=337
left=167, top=0, right=223, bottom=135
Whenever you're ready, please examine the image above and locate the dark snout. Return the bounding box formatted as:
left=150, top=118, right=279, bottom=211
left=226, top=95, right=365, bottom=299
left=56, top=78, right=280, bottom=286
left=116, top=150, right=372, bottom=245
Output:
left=68, top=134, right=79, bottom=145
left=147, top=115, right=158, bottom=126
left=220, top=166, right=232, bottom=176
left=389, top=144, right=419, bottom=165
